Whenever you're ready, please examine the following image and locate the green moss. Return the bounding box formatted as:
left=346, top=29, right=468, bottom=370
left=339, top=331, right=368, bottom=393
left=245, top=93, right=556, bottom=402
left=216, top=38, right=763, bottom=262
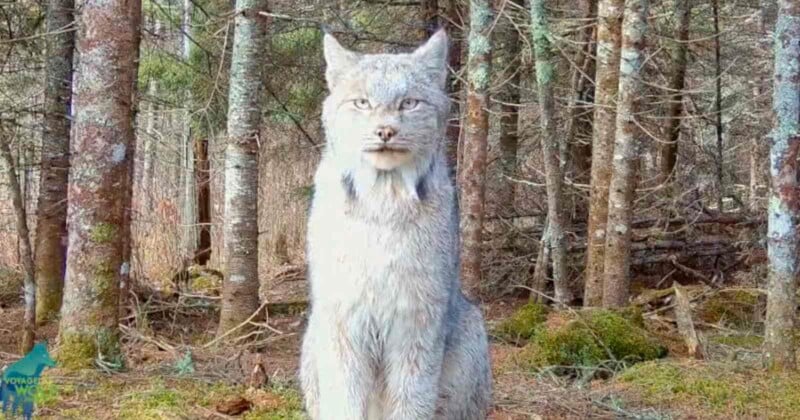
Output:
left=494, top=302, right=549, bottom=344
left=699, top=289, right=761, bottom=327
left=710, top=334, right=764, bottom=349
left=89, top=223, right=117, bottom=243
left=518, top=309, right=666, bottom=374
left=119, top=381, right=182, bottom=419
left=191, top=275, right=221, bottom=294
left=57, top=332, right=98, bottom=370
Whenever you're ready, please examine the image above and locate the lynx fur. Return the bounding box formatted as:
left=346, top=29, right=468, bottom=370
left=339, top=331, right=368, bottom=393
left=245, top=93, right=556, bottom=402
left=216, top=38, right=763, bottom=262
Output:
left=300, top=30, right=492, bottom=420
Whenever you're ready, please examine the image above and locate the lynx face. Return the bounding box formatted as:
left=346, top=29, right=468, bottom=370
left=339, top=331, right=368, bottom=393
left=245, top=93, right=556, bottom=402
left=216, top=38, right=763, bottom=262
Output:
left=321, top=31, right=450, bottom=171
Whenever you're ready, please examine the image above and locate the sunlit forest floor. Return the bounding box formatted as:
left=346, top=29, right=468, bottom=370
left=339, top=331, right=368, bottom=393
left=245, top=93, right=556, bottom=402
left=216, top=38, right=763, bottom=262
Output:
left=3, top=276, right=800, bottom=419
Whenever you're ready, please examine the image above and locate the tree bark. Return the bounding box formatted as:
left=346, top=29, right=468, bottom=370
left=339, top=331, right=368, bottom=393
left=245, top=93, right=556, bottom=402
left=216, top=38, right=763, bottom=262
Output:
left=459, top=0, right=493, bottom=297
left=180, top=0, right=197, bottom=262
left=583, top=0, right=625, bottom=307
left=602, top=0, right=649, bottom=308
left=712, top=0, right=724, bottom=212
left=34, top=0, right=75, bottom=325
left=421, top=0, right=439, bottom=38
left=497, top=0, right=524, bottom=217
left=531, top=0, right=572, bottom=304
left=764, top=0, right=800, bottom=371
left=565, top=0, right=597, bottom=187
left=658, top=0, right=690, bottom=183
left=195, top=137, right=212, bottom=265
left=445, top=0, right=465, bottom=176
left=218, top=0, right=268, bottom=335
left=0, top=141, right=36, bottom=353
left=57, top=0, right=141, bottom=369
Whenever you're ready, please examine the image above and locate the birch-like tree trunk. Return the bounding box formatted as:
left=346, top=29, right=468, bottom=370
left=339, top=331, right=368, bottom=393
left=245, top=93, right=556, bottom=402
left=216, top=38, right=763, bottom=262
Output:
left=531, top=0, right=572, bottom=303
left=602, top=0, right=649, bottom=308
left=57, top=0, right=141, bottom=369
left=34, top=0, right=75, bottom=324
left=658, top=0, right=690, bottom=183
left=180, top=0, right=197, bottom=262
left=583, top=0, right=624, bottom=307
left=0, top=141, right=36, bottom=353
left=459, top=0, right=493, bottom=296
left=218, top=0, right=268, bottom=335
left=764, top=0, right=800, bottom=371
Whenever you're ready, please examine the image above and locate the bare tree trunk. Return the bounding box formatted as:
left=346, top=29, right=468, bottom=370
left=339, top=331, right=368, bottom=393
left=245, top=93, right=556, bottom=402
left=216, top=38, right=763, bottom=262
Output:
left=750, top=0, right=778, bottom=213
left=531, top=0, right=572, bottom=304
left=764, top=0, right=800, bottom=371
left=459, top=0, right=493, bottom=297
left=658, top=0, right=690, bottom=183
left=0, top=141, right=36, bottom=353
left=497, top=0, right=524, bottom=217
left=712, top=0, right=724, bottom=212
left=565, top=0, right=597, bottom=187
left=195, top=137, right=212, bottom=265
left=218, top=0, right=268, bottom=335
left=602, top=0, right=649, bottom=308
left=180, top=0, right=197, bottom=262
left=57, top=0, right=141, bottom=369
left=583, top=0, right=624, bottom=307
left=445, top=0, right=465, bottom=176
left=34, top=0, right=75, bottom=325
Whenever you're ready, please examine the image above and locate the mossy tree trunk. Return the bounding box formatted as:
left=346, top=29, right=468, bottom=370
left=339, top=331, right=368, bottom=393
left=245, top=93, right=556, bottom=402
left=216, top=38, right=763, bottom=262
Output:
left=602, top=0, right=649, bottom=308
left=218, top=0, right=268, bottom=335
left=34, top=0, right=75, bottom=324
left=531, top=0, right=572, bottom=304
left=458, top=0, right=493, bottom=297
left=657, top=0, right=690, bottom=184
left=0, top=141, right=36, bottom=353
left=583, top=0, right=624, bottom=307
left=57, top=0, right=141, bottom=369
left=764, top=0, right=800, bottom=371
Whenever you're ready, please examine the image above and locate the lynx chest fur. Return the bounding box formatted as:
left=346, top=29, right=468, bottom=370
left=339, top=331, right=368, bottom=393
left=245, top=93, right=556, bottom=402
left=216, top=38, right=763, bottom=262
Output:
left=300, top=30, right=491, bottom=420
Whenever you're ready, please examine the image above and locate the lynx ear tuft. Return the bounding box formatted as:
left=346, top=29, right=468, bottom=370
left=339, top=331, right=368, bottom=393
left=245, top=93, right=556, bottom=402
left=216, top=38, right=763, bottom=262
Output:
left=412, top=29, right=449, bottom=89
left=323, top=33, right=360, bottom=88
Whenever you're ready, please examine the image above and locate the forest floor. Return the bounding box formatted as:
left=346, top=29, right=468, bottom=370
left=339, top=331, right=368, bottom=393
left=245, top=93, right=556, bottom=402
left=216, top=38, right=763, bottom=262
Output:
left=2, top=276, right=799, bottom=419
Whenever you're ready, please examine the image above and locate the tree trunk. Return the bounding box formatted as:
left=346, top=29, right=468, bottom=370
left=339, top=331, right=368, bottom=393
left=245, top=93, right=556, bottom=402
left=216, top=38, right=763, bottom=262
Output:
left=34, top=0, right=75, bottom=325
left=583, top=0, right=624, bottom=307
left=0, top=141, right=36, bottom=353
left=712, top=0, right=724, bottom=212
left=764, top=0, right=800, bottom=371
left=497, top=0, right=524, bottom=217
left=459, top=0, right=493, bottom=297
left=195, top=137, right=212, bottom=265
left=57, top=0, right=141, bottom=369
left=565, top=0, right=597, bottom=187
left=180, top=0, right=197, bottom=262
left=531, top=0, right=572, bottom=304
left=218, top=0, right=268, bottom=335
left=445, top=0, right=465, bottom=176
left=602, top=0, right=649, bottom=308
left=658, top=0, right=690, bottom=183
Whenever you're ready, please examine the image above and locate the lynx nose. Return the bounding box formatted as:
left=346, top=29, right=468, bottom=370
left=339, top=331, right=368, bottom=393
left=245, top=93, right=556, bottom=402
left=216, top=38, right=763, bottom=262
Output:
left=375, top=126, right=396, bottom=142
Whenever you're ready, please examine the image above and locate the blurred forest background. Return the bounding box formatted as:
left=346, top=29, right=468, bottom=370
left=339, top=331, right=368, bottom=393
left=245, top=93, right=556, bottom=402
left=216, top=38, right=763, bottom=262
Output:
left=1, top=0, right=800, bottom=418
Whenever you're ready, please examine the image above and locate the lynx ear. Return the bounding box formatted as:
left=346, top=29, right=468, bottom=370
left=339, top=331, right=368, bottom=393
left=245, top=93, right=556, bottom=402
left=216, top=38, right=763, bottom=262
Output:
left=323, top=33, right=360, bottom=88
left=412, top=29, right=449, bottom=89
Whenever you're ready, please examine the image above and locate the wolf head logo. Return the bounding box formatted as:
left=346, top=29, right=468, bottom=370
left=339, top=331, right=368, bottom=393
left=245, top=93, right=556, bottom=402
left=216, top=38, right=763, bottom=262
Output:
left=1, top=342, right=57, bottom=419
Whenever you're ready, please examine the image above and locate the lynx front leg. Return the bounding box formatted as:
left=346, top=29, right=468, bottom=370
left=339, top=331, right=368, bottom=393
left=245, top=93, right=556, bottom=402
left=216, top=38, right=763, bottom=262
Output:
left=383, top=316, right=446, bottom=420
left=306, top=312, right=374, bottom=420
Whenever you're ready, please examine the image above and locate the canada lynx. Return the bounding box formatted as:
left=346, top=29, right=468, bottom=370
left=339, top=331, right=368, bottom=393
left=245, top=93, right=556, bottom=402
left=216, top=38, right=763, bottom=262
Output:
left=300, top=30, right=492, bottom=419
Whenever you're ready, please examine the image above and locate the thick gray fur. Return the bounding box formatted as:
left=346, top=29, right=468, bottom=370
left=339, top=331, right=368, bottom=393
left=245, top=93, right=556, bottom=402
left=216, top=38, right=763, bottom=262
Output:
left=300, top=30, right=492, bottom=420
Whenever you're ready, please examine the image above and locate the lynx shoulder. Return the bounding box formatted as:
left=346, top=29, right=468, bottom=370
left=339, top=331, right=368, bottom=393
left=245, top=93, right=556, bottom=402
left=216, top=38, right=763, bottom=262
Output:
left=300, top=30, right=492, bottom=420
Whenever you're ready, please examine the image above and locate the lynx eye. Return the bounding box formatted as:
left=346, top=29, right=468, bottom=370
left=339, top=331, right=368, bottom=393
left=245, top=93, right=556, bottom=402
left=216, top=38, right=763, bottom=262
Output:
left=353, top=99, right=372, bottom=110
left=399, top=98, right=420, bottom=111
